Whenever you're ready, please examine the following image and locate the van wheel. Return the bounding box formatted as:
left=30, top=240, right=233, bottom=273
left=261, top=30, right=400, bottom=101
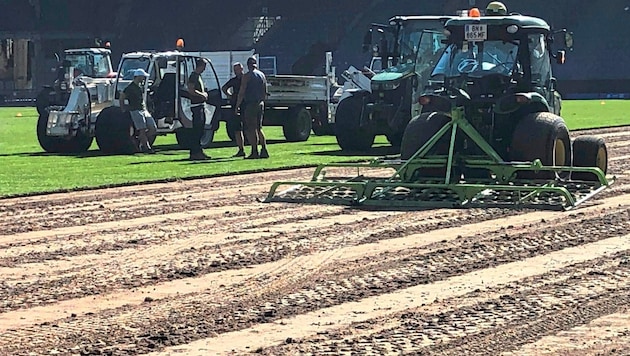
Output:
left=95, top=106, right=138, bottom=154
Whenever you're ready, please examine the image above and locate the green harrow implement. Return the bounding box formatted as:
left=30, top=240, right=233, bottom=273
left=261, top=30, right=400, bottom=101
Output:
left=265, top=111, right=614, bottom=211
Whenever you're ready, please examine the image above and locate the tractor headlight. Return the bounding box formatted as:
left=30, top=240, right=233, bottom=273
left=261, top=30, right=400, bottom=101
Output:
left=506, top=25, right=519, bottom=34
left=381, top=81, right=401, bottom=91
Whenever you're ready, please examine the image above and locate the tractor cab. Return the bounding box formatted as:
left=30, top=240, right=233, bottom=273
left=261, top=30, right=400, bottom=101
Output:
left=427, top=14, right=572, bottom=115
left=63, top=48, right=115, bottom=79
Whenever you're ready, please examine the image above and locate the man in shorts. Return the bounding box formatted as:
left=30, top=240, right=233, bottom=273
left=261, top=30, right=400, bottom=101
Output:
left=235, top=56, right=269, bottom=159
left=221, top=62, right=246, bottom=157
left=119, top=68, right=157, bottom=153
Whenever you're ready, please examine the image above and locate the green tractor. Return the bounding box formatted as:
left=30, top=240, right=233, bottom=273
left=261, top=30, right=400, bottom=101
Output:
left=334, top=16, right=452, bottom=151
left=265, top=13, right=613, bottom=210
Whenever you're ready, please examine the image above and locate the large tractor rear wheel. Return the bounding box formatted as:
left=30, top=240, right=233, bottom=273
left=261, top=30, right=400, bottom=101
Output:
left=334, top=94, right=375, bottom=151
left=400, top=112, right=451, bottom=179
left=572, top=135, right=608, bottom=181
left=95, top=106, right=138, bottom=154
left=283, top=106, right=312, bottom=142
left=509, top=112, right=571, bottom=180
left=37, top=112, right=93, bottom=153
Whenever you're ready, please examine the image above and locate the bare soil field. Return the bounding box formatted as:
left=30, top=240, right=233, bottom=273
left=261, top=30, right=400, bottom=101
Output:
left=1, top=126, right=629, bottom=356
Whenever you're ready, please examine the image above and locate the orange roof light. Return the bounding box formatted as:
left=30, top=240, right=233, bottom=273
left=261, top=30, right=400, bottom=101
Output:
left=176, top=38, right=185, bottom=49
left=469, top=8, right=481, bottom=17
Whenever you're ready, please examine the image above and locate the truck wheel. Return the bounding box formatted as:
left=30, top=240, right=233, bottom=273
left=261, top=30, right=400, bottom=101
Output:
left=572, top=135, right=607, bottom=181
left=312, top=116, right=334, bottom=136
left=334, top=94, right=375, bottom=151
left=37, top=112, right=93, bottom=153
left=95, top=106, right=138, bottom=154
left=509, top=112, right=571, bottom=180
left=283, top=106, right=312, bottom=142
left=400, top=112, right=450, bottom=179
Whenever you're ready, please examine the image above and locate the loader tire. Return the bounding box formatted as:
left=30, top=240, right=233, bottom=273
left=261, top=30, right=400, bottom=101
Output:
left=37, top=112, right=93, bottom=153
left=283, top=106, right=311, bottom=142
left=509, top=112, right=571, bottom=180
left=572, top=135, right=607, bottom=181
left=400, top=112, right=451, bottom=179
left=36, top=88, right=51, bottom=116
left=95, top=106, right=138, bottom=155
left=334, top=94, right=375, bottom=151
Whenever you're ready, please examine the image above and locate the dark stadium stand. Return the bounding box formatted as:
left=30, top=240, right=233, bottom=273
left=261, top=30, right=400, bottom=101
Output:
left=0, top=0, right=628, bottom=97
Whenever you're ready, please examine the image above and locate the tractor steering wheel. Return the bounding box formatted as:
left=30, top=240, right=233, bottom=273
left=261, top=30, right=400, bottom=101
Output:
left=457, top=58, right=479, bottom=73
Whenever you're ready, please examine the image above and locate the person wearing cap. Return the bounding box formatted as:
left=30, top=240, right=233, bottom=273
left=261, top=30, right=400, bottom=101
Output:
left=485, top=1, right=508, bottom=16
left=221, top=62, right=246, bottom=157
left=119, top=68, right=157, bottom=153
left=235, top=56, right=269, bottom=159
left=187, top=58, right=210, bottom=161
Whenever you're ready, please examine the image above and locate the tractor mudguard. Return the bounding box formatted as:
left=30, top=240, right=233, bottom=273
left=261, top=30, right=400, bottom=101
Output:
left=495, top=92, right=550, bottom=115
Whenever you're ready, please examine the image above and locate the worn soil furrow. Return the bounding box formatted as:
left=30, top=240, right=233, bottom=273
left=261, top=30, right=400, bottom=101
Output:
left=0, top=209, right=626, bottom=355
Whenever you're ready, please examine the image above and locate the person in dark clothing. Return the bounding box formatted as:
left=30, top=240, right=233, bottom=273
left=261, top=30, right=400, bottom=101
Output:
left=119, top=68, right=157, bottom=153
left=187, top=58, right=209, bottom=161
left=235, top=56, right=269, bottom=159
left=221, top=62, right=245, bottom=157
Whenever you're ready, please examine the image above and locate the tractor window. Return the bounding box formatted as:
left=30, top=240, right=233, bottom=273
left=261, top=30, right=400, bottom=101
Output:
left=65, top=53, right=93, bottom=77
left=528, top=34, right=551, bottom=86
left=92, top=53, right=113, bottom=78
left=398, top=19, right=445, bottom=65
left=415, top=31, right=447, bottom=81
left=431, top=40, right=519, bottom=79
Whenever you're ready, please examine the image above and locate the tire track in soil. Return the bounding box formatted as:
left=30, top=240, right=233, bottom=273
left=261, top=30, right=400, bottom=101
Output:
left=505, top=310, right=630, bottom=355
left=0, top=169, right=315, bottom=235
left=0, top=207, right=627, bottom=355
left=259, top=254, right=630, bottom=356
left=0, top=205, right=511, bottom=312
